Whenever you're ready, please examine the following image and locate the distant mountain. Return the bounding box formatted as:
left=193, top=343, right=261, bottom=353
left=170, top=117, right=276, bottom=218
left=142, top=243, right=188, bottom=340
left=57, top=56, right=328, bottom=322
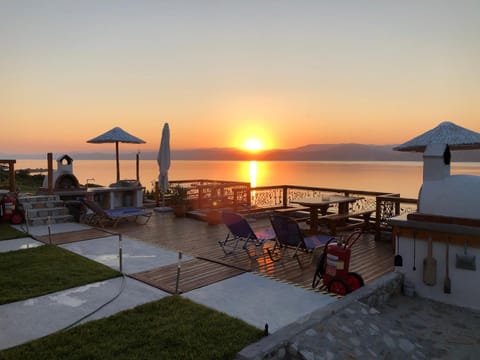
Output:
left=2, top=144, right=480, bottom=162
left=257, top=144, right=423, bottom=161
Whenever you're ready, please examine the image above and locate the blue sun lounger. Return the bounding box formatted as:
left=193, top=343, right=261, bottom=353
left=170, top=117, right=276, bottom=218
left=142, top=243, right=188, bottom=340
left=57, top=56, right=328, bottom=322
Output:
left=80, top=198, right=152, bottom=227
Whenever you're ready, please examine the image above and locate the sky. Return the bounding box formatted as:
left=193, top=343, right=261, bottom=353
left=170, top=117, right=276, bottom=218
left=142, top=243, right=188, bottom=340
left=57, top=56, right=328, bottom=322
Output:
left=1, top=0, right=479, bottom=155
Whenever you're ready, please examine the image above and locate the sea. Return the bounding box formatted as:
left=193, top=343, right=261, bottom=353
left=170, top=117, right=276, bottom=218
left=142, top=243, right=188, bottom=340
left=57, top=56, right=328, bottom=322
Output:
left=13, top=159, right=480, bottom=199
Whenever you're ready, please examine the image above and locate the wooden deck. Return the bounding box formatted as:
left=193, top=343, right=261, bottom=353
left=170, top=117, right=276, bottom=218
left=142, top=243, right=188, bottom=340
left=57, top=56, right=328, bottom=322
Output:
left=112, top=211, right=394, bottom=292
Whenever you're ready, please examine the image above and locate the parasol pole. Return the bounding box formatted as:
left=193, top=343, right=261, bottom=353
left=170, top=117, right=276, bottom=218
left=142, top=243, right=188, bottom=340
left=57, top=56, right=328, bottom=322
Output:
left=136, top=152, right=140, bottom=182
left=115, top=141, right=120, bottom=182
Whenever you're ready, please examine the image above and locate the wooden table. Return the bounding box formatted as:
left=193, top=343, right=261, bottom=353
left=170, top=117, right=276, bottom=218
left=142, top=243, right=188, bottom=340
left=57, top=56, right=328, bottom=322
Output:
left=291, top=195, right=364, bottom=234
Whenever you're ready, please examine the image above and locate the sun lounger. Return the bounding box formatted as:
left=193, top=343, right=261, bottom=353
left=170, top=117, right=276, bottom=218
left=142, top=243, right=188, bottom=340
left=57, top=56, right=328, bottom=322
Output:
left=219, top=211, right=275, bottom=258
left=268, top=214, right=336, bottom=267
left=79, top=198, right=152, bottom=227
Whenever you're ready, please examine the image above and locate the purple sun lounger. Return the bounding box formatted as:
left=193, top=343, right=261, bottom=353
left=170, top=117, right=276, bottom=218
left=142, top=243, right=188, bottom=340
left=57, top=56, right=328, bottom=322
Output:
left=219, top=211, right=276, bottom=258
left=268, top=214, right=336, bottom=268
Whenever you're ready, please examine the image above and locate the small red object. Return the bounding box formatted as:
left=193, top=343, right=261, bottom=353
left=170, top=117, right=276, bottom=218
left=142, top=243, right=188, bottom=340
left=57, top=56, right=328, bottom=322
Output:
left=1, top=193, right=17, bottom=222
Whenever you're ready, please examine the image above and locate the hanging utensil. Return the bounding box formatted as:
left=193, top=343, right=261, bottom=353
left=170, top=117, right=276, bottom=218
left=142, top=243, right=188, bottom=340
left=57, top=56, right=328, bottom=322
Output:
left=444, top=237, right=451, bottom=294
left=423, top=235, right=437, bottom=286
left=456, top=240, right=476, bottom=271
left=394, top=233, right=403, bottom=267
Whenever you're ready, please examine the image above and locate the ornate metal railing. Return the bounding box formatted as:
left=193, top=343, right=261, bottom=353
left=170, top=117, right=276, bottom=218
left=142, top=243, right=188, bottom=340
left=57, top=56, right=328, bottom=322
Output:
left=250, top=185, right=383, bottom=213
left=167, top=179, right=251, bottom=209
left=375, top=194, right=418, bottom=240
left=160, top=180, right=418, bottom=241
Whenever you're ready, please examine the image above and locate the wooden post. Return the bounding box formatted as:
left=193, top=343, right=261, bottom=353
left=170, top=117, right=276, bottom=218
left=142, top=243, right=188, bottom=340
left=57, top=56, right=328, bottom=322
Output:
left=47, top=153, right=53, bottom=195
left=8, top=160, right=16, bottom=192
left=282, top=186, right=288, bottom=207
left=155, top=181, right=160, bottom=206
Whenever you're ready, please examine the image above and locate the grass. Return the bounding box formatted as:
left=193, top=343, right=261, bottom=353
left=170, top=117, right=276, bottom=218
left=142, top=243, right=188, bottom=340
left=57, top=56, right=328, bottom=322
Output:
left=0, top=245, right=120, bottom=305
left=0, top=222, right=28, bottom=241
left=0, top=296, right=264, bottom=360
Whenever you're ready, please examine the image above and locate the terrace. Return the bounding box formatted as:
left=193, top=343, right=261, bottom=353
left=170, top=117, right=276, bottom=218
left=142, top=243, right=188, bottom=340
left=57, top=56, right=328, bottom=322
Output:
left=137, top=180, right=419, bottom=290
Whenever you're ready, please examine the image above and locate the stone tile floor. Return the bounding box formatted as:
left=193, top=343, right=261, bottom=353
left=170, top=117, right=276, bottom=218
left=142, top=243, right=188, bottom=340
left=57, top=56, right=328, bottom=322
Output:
left=287, top=294, right=480, bottom=360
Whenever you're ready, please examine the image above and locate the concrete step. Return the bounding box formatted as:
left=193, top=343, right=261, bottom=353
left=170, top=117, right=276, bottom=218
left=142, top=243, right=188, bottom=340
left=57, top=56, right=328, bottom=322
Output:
left=18, top=194, right=75, bottom=225
left=26, top=206, right=71, bottom=219
left=22, top=201, right=66, bottom=210
left=27, top=214, right=75, bottom=226
left=18, top=195, right=60, bottom=204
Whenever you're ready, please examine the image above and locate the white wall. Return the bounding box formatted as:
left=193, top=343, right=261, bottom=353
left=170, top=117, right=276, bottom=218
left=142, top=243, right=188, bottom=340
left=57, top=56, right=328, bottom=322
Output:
left=395, top=235, right=479, bottom=311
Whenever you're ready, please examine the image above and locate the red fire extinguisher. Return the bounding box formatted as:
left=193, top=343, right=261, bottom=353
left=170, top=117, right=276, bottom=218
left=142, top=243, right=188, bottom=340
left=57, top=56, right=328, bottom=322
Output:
left=324, top=241, right=352, bottom=280
left=1, top=193, right=16, bottom=222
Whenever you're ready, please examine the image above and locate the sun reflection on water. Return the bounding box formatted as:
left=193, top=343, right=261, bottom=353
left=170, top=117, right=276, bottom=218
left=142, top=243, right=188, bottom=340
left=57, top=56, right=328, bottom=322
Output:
left=249, top=161, right=257, bottom=187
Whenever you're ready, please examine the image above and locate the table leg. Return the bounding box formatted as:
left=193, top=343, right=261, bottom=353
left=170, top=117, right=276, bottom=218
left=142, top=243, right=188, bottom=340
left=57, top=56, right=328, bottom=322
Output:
left=310, top=207, right=318, bottom=233
left=338, top=202, right=349, bottom=214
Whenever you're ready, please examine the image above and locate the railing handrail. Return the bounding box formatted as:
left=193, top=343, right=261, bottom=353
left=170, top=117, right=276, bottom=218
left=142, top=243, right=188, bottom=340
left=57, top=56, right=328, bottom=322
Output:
left=170, top=179, right=250, bottom=186
left=252, top=184, right=391, bottom=197
left=376, top=193, right=418, bottom=204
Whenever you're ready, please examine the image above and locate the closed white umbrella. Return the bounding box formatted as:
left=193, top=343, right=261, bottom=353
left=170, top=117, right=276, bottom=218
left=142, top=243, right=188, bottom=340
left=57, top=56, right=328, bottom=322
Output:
left=156, top=123, right=171, bottom=211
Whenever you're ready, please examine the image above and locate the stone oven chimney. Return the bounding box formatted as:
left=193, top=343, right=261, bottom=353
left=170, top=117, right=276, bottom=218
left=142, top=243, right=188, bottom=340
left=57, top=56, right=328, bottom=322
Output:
left=419, top=143, right=480, bottom=218
left=422, top=143, right=450, bottom=182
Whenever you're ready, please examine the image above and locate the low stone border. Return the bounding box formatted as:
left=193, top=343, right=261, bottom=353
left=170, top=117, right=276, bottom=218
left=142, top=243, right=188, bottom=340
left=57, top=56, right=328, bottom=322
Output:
left=236, top=271, right=403, bottom=360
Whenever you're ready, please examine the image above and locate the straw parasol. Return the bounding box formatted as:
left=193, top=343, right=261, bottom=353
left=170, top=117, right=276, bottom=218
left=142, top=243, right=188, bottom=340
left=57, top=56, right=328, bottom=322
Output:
left=87, top=127, right=146, bottom=182
left=393, top=121, right=480, bottom=152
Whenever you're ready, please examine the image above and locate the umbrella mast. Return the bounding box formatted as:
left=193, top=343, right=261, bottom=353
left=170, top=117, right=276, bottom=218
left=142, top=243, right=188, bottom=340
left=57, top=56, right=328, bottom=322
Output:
left=115, top=141, right=120, bottom=182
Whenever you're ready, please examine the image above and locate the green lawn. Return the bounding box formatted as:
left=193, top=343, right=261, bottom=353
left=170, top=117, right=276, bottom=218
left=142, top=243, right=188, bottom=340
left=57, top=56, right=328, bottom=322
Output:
left=0, top=245, right=120, bottom=305
left=0, top=296, right=264, bottom=360
left=0, top=222, right=28, bottom=241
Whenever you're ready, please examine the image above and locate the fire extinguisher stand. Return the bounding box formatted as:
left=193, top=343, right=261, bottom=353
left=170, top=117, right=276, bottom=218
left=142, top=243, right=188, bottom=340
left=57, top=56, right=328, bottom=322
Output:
left=312, top=230, right=365, bottom=295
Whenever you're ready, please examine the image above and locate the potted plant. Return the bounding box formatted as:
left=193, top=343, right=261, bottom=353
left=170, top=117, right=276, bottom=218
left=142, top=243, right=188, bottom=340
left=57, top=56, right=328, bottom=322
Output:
left=206, top=200, right=222, bottom=225
left=170, top=185, right=189, bottom=217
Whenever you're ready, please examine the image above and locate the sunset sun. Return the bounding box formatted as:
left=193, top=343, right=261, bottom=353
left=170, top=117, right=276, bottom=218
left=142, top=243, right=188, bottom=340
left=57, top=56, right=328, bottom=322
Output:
left=243, top=137, right=264, bottom=152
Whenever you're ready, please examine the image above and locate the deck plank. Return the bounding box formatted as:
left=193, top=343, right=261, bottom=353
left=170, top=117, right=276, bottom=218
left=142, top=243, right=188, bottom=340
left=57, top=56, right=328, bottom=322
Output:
left=36, top=228, right=112, bottom=245
left=130, top=258, right=245, bottom=294
left=110, top=212, right=394, bottom=292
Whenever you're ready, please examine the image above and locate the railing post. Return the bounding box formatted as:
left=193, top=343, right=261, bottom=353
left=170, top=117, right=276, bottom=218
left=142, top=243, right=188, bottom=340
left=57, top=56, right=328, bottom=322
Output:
left=47, top=153, right=53, bottom=195
left=198, top=185, right=204, bottom=209
left=247, top=185, right=252, bottom=208
left=283, top=186, right=288, bottom=207
left=395, top=199, right=401, bottom=216
left=155, top=181, right=160, bottom=206
left=233, top=188, right=238, bottom=210
left=375, top=196, right=382, bottom=241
